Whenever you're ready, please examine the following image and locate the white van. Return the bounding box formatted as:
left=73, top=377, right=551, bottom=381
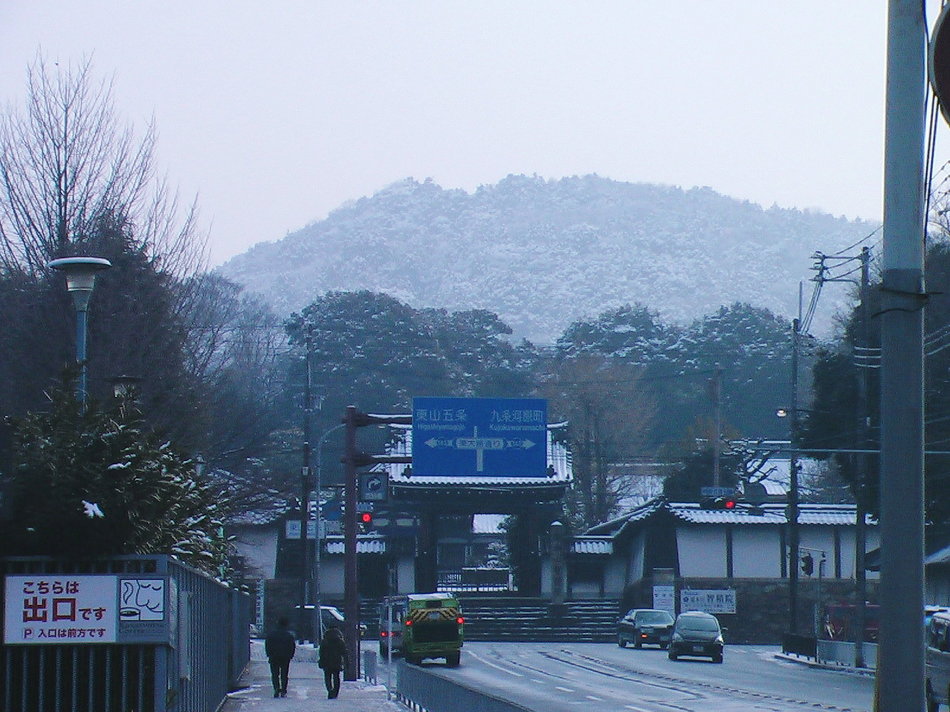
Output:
left=926, top=610, right=950, bottom=712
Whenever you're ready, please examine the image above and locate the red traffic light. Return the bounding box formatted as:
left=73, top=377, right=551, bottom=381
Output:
left=359, top=511, right=373, bottom=525
left=722, top=498, right=736, bottom=510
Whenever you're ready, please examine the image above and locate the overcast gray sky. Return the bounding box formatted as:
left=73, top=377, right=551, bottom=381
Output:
left=3, top=2, right=948, bottom=267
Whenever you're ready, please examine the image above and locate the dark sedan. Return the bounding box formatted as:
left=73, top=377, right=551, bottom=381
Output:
left=617, top=608, right=675, bottom=649
left=667, top=611, right=724, bottom=663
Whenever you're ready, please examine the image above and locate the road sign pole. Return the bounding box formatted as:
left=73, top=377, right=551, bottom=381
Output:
left=343, top=405, right=359, bottom=681
left=879, top=2, right=927, bottom=710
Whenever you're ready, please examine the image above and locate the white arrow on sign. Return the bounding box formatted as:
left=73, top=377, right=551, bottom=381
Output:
left=425, top=437, right=456, bottom=448
left=422, top=427, right=539, bottom=472
left=505, top=439, right=536, bottom=449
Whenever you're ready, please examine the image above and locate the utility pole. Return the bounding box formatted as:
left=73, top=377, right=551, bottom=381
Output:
left=341, top=406, right=413, bottom=681
left=854, top=246, right=870, bottom=669
left=342, top=405, right=359, bottom=681
left=712, top=365, right=722, bottom=487
left=299, top=328, right=314, bottom=642
left=787, top=317, right=801, bottom=635
left=879, top=2, right=926, bottom=709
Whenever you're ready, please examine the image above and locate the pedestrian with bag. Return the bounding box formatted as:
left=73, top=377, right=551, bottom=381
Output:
left=318, top=626, right=348, bottom=699
left=264, top=616, right=296, bottom=698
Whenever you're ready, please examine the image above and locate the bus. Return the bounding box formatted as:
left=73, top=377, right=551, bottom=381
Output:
left=378, top=592, right=464, bottom=666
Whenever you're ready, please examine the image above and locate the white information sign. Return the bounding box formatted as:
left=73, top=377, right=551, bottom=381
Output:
left=5, top=575, right=118, bottom=644
left=652, top=585, right=676, bottom=615
left=679, top=588, right=737, bottom=614
left=4, top=574, right=168, bottom=645
left=285, top=520, right=317, bottom=539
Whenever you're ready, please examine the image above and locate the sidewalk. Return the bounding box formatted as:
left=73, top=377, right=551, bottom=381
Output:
left=221, top=641, right=405, bottom=712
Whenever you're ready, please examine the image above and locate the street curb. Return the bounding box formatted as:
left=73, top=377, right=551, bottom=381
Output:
left=773, top=652, right=876, bottom=677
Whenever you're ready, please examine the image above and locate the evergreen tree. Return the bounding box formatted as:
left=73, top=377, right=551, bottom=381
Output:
left=1, top=382, right=231, bottom=579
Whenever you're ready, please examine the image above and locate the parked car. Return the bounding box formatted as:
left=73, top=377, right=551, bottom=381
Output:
left=667, top=611, right=724, bottom=663
left=617, top=608, right=674, bottom=649
left=926, top=610, right=950, bottom=712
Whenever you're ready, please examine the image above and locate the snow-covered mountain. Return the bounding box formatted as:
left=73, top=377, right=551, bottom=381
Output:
left=218, top=174, right=875, bottom=342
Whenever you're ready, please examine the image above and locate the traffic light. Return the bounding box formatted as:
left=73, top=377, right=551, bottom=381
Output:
left=358, top=511, right=373, bottom=531
left=801, top=553, right=814, bottom=576
left=701, top=496, right=738, bottom=510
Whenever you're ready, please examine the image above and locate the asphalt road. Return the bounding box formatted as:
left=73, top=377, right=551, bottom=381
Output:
left=393, top=642, right=874, bottom=712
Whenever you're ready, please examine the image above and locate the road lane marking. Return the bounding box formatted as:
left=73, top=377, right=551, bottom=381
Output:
left=586, top=694, right=603, bottom=700
left=465, top=650, right=524, bottom=677
left=555, top=686, right=574, bottom=693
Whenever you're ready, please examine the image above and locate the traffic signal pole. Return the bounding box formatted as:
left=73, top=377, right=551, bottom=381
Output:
left=342, top=405, right=359, bottom=681
left=788, top=318, right=801, bottom=635
left=879, top=2, right=927, bottom=709
left=341, top=406, right=413, bottom=682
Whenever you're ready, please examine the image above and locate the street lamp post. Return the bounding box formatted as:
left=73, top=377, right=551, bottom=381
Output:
left=48, top=257, right=112, bottom=408
left=313, top=422, right=345, bottom=643
left=299, top=328, right=314, bottom=643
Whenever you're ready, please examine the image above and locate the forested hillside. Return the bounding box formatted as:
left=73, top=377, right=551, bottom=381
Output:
left=219, top=174, right=875, bottom=342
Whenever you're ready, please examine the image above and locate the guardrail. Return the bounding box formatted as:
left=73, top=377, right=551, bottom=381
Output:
left=396, top=660, right=533, bottom=712
left=817, top=640, right=878, bottom=669
left=782, top=633, right=817, bottom=658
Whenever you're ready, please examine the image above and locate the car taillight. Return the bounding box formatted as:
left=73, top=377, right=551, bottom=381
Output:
left=456, top=616, right=464, bottom=625
left=405, top=619, right=413, bottom=626
left=380, top=631, right=388, bottom=638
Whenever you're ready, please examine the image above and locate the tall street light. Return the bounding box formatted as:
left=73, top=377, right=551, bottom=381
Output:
left=48, top=256, right=112, bottom=408
left=313, top=421, right=345, bottom=643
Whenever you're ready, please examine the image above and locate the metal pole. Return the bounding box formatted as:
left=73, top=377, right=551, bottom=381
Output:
left=298, top=330, right=314, bottom=643
left=386, top=600, right=393, bottom=700
left=75, top=306, right=89, bottom=408
left=712, top=366, right=722, bottom=487
left=343, top=405, right=360, bottom=681
left=854, top=246, right=871, bottom=668
left=788, top=317, right=801, bottom=635
left=879, top=1, right=926, bottom=709
left=315, top=422, right=345, bottom=644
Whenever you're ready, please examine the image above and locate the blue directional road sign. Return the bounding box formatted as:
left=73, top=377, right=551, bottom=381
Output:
left=412, top=397, right=547, bottom=477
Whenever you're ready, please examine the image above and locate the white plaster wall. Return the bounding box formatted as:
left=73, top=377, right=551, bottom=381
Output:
left=815, top=527, right=881, bottom=581
left=319, top=559, right=346, bottom=596
left=604, top=556, right=626, bottom=597
left=397, top=556, right=415, bottom=594
left=540, top=558, right=552, bottom=597
left=677, top=528, right=726, bottom=577
left=233, top=527, right=279, bottom=579
left=798, top=526, right=852, bottom=581
left=732, top=528, right=781, bottom=577
left=628, top=533, right=645, bottom=583
left=571, top=581, right=601, bottom=597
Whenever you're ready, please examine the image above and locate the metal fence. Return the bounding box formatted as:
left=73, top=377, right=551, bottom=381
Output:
left=1, top=555, right=249, bottom=712
left=396, top=660, right=532, bottom=712
left=781, top=633, right=817, bottom=658
left=817, top=639, right=879, bottom=669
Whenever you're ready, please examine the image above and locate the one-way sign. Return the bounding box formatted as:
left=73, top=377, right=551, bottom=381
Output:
left=412, top=397, right=547, bottom=477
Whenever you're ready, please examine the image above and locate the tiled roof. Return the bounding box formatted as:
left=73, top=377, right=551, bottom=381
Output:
left=572, top=538, right=613, bottom=555
left=324, top=536, right=387, bottom=555
left=585, top=498, right=875, bottom=536
left=927, top=543, right=950, bottom=566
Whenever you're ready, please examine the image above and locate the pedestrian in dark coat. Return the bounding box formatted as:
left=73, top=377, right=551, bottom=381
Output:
left=264, top=616, right=296, bottom=698
left=318, top=627, right=348, bottom=699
